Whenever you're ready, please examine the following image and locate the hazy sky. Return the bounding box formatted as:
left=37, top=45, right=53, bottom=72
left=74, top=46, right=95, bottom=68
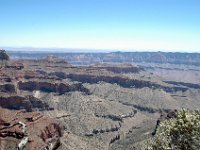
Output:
left=0, top=0, right=200, bottom=52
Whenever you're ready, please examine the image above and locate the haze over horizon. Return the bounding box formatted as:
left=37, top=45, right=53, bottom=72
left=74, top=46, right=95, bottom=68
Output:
left=0, top=0, right=200, bottom=52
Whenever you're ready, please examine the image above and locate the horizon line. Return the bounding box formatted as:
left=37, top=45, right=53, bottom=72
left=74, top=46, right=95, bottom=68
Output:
left=1, top=46, right=200, bottom=53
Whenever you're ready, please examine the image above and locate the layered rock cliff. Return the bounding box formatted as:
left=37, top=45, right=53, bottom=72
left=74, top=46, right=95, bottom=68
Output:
left=1, top=50, right=200, bottom=150
left=0, top=108, right=64, bottom=150
left=18, top=81, right=90, bottom=95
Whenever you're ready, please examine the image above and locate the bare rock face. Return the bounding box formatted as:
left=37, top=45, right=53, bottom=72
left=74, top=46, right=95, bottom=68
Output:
left=0, top=108, right=64, bottom=150
left=0, top=83, right=16, bottom=93
left=93, top=63, right=144, bottom=73
left=7, top=62, right=24, bottom=70
left=67, top=73, right=188, bottom=93
left=46, top=55, right=69, bottom=64
left=18, top=81, right=90, bottom=95
left=0, top=95, right=52, bottom=112
left=40, top=123, right=63, bottom=149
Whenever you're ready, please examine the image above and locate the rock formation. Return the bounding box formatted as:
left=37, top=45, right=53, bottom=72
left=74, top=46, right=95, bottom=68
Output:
left=18, top=81, right=90, bottom=95
left=0, top=108, right=64, bottom=150
left=67, top=73, right=188, bottom=93
left=0, top=50, right=199, bottom=150
left=0, top=95, right=52, bottom=112
left=8, top=51, right=200, bottom=66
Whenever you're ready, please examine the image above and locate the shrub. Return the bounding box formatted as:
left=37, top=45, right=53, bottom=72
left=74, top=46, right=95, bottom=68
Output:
left=148, top=109, right=200, bottom=150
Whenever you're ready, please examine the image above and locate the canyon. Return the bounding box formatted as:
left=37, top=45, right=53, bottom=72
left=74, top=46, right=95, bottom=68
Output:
left=0, top=50, right=200, bottom=150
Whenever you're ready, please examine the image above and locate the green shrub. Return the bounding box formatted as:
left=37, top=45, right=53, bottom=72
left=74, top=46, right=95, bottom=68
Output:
left=148, top=109, right=200, bottom=150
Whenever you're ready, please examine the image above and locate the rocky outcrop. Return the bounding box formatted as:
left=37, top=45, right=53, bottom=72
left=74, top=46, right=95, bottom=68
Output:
left=92, top=63, right=144, bottom=74
left=164, top=81, right=200, bottom=90
left=0, top=95, right=52, bottom=112
left=67, top=73, right=188, bottom=93
left=49, top=72, right=67, bottom=79
left=6, top=62, right=24, bottom=70
left=85, top=124, right=121, bottom=137
left=106, top=66, right=142, bottom=73
left=95, top=114, right=123, bottom=122
left=0, top=83, right=16, bottom=93
left=46, top=55, right=69, bottom=64
left=18, top=81, right=90, bottom=95
left=95, top=109, right=137, bottom=122
left=40, top=123, right=63, bottom=150
left=131, top=104, right=160, bottom=113
left=18, top=81, right=56, bottom=92
left=109, top=134, right=120, bottom=144
left=0, top=108, right=64, bottom=150
left=121, top=102, right=172, bottom=114
left=27, top=95, right=54, bottom=111
left=0, top=121, right=28, bottom=150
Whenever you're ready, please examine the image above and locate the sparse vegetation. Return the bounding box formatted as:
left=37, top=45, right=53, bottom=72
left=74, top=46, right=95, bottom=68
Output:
left=147, top=109, right=200, bottom=150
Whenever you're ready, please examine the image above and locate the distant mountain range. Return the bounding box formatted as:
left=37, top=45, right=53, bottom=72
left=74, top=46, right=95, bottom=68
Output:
left=7, top=51, right=200, bottom=66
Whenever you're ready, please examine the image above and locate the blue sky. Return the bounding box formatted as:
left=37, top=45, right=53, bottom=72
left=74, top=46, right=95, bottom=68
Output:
left=0, top=0, right=200, bottom=52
